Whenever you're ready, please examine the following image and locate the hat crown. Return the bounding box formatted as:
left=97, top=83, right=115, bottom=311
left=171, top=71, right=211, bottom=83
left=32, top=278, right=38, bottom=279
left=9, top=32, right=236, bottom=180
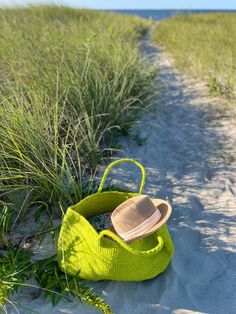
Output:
left=111, top=195, right=159, bottom=234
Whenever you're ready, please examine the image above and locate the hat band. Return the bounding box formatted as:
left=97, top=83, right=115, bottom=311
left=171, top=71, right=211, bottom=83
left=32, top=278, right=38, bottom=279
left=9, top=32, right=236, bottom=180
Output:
left=117, top=209, right=161, bottom=241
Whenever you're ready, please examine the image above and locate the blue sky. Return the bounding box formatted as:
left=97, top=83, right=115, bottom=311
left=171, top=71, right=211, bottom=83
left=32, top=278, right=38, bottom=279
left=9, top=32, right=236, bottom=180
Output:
left=1, top=0, right=236, bottom=10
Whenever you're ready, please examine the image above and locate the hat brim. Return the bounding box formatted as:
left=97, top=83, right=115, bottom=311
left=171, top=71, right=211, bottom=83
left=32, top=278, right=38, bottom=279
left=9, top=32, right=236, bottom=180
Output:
left=109, top=198, right=172, bottom=243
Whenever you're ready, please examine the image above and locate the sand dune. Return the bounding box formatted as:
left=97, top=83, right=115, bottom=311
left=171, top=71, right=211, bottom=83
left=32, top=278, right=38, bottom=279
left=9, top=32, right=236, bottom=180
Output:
left=10, top=39, right=236, bottom=314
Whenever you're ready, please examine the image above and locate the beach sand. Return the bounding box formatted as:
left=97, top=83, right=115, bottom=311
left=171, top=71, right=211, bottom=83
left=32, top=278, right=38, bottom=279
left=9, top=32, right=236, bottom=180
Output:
left=8, top=39, right=236, bottom=314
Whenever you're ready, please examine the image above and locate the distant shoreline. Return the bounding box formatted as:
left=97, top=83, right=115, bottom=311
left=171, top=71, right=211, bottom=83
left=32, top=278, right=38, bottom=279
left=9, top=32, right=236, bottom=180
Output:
left=103, top=9, right=236, bottom=20
left=105, top=9, right=236, bottom=11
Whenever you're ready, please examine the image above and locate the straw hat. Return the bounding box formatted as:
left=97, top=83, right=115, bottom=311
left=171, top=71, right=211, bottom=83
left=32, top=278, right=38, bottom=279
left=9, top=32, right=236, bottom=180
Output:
left=111, top=195, right=172, bottom=243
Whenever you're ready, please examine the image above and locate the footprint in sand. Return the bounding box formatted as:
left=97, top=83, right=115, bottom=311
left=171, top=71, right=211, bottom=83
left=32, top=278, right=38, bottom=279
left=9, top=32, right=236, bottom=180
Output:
left=187, top=195, right=205, bottom=221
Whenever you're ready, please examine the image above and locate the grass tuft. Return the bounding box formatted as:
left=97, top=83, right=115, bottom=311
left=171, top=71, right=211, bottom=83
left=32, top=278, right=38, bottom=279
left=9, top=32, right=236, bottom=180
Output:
left=152, top=13, right=236, bottom=98
left=0, top=6, right=153, bottom=210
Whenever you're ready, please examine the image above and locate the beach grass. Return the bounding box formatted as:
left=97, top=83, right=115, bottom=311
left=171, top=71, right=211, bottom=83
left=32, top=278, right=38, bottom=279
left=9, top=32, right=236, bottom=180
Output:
left=152, top=13, right=236, bottom=98
left=0, top=6, right=153, bottom=312
left=0, top=6, right=152, bottom=209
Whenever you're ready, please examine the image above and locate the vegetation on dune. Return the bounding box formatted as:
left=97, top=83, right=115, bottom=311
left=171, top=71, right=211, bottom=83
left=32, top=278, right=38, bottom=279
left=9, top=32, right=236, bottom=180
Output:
left=0, top=248, right=112, bottom=313
left=0, top=6, right=153, bottom=312
left=152, top=13, right=236, bottom=98
left=0, top=6, right=152, bottom=208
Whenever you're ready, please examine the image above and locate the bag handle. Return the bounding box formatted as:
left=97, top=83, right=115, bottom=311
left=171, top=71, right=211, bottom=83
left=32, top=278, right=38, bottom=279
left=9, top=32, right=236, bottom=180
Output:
left=98, top=158, right=146, bottom=194
left=98, top=229, right=164, bottom=256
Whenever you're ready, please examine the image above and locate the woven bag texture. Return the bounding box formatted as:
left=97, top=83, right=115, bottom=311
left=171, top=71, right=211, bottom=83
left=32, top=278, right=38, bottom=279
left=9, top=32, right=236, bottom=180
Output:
left=57, top=159, right=174, bottom=281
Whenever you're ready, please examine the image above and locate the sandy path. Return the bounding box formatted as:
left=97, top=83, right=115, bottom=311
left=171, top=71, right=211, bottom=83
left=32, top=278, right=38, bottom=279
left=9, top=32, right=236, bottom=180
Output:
left=10, top=39, right=236, bottom=314
left=92, top=39, right=236, bottom=314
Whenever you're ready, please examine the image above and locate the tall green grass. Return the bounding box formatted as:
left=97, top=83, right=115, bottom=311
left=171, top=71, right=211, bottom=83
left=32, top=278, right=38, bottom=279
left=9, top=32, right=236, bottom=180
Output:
left=152, top=13, right=236, bottom=98
left=0, top=6, right=153, bottom=212
left=0, top=6, right=153, bottom=312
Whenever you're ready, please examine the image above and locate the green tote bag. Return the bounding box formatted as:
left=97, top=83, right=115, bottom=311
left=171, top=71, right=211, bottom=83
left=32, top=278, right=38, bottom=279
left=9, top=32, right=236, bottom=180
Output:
left=57, top=158, right=174, bottom=281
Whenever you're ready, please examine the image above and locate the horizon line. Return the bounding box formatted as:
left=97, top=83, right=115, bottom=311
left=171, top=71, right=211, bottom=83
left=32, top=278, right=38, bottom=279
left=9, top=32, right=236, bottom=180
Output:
left=101, top=8, right=236, bottom=11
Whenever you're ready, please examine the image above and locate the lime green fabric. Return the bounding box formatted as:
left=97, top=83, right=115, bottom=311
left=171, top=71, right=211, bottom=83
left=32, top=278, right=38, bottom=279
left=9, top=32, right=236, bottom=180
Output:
left=57, top=159, right=174, bottom=281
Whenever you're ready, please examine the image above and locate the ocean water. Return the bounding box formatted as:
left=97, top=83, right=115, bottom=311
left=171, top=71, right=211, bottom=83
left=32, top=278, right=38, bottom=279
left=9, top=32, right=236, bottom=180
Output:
left=108, top=9, right=236, bottom=20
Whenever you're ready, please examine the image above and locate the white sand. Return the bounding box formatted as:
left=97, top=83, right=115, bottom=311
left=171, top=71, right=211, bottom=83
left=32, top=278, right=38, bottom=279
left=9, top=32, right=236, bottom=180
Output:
left=7, top=39, right=236, bottom=314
